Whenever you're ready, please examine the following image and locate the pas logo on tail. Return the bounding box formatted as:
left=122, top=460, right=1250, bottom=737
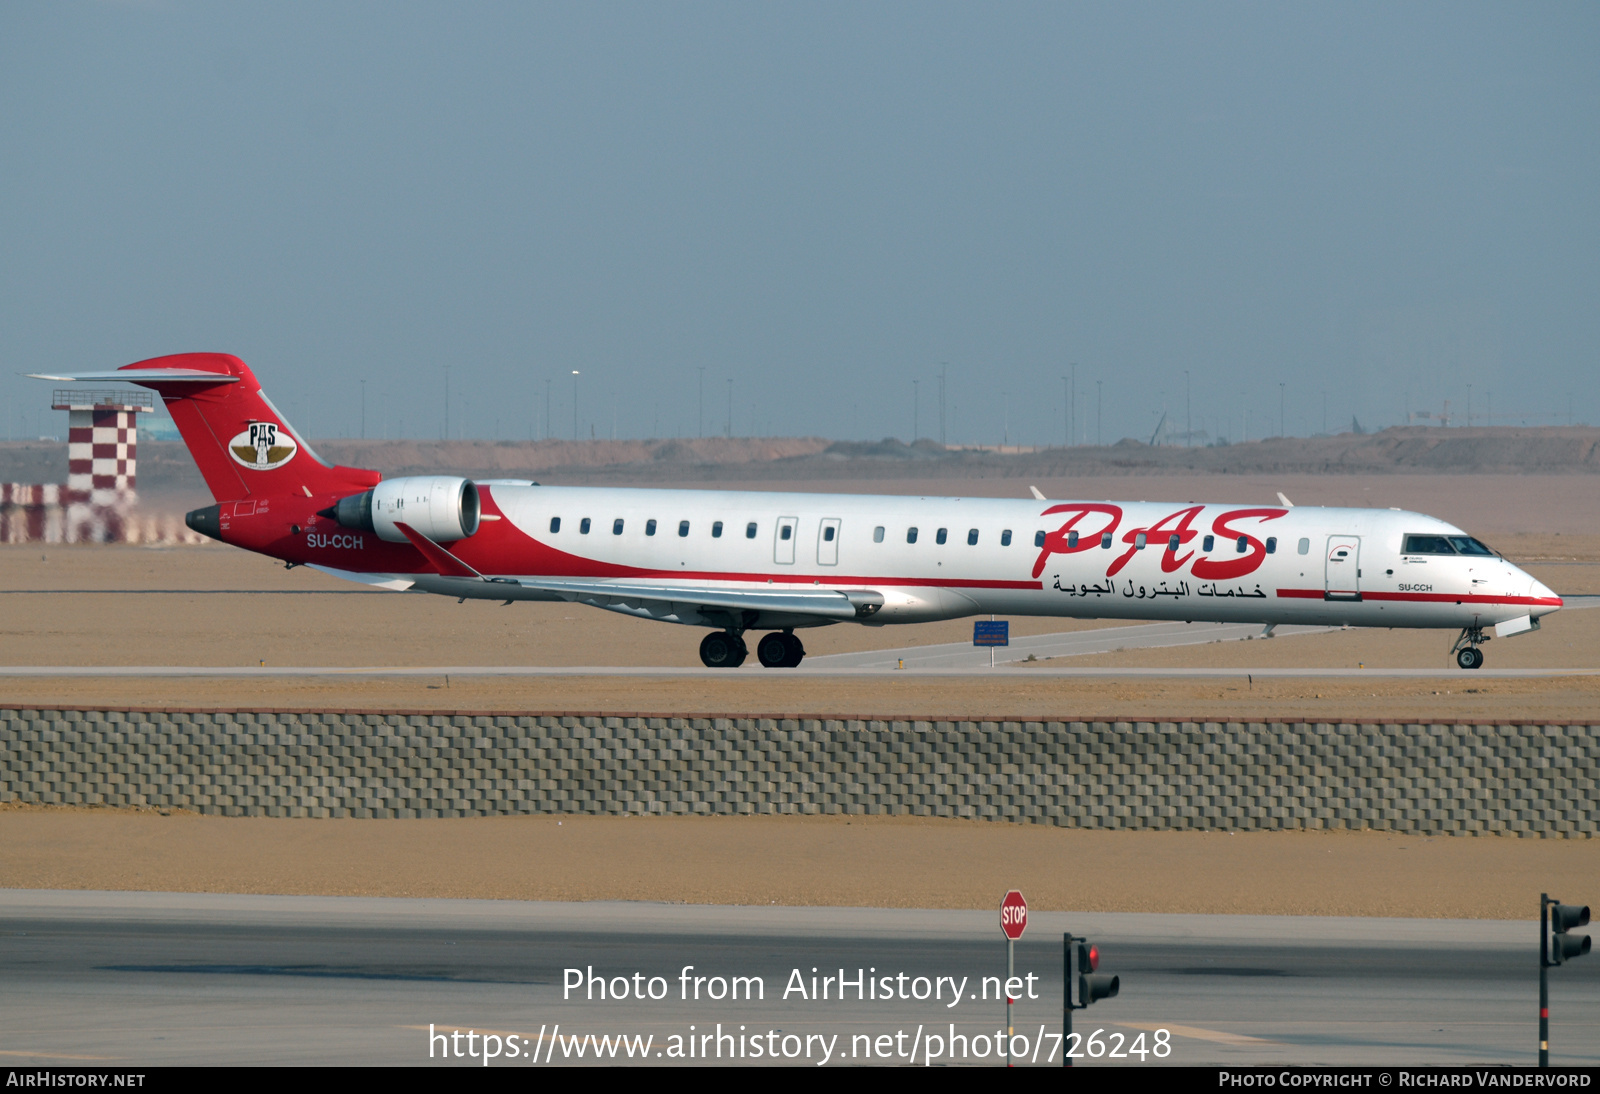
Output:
left=228, top=422, right=297, bottom=470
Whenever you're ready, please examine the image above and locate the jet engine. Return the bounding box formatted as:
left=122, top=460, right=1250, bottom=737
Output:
left=323, top=476, right=480, bottom=543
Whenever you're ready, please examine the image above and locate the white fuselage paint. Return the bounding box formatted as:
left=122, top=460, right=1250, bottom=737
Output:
left=364, top=486, right=1561, bottom=633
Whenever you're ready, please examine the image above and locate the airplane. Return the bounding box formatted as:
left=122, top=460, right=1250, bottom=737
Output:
left=33, top=353, right=1561, bottom=670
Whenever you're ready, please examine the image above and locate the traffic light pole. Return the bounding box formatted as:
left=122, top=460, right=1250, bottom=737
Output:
left=1540, top=893, right=1549, bottom=1068
left=1062, top=933, right=1075, bottom=1068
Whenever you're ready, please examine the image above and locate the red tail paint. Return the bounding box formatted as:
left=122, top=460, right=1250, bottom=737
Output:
left=115, top=353, right=379, bottom=503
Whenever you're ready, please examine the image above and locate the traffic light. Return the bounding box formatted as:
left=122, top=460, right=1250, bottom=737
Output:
left=1540, top=893, right=1591, bottom=1067
left=1549, top=904, right=1591, bottom=965
left=1074, top=940, right=1120, bottom=1006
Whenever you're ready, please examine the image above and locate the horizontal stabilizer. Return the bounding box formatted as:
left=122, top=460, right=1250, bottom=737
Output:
left=28, top=369, right=240, bottom=384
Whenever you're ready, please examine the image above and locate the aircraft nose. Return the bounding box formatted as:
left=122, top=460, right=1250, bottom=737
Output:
left=1527, top=574, right=1561, bottom=613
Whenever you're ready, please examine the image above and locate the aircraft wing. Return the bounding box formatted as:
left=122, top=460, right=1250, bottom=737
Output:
left=512, top=577, right=878, bottom=619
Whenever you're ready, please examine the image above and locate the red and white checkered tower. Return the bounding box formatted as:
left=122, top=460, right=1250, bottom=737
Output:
left=57, top=388, right=152, bottom=503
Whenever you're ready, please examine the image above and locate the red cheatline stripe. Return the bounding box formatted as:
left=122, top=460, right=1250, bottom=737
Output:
left=1275, top=588, right=1561, bottom=607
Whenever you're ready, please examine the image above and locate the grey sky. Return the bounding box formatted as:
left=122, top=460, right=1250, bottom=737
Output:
left=2, top=2, right=1595, bottom=447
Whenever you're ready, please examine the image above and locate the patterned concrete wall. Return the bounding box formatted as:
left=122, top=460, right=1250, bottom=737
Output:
left=1, top=708, right=1595, bottom=837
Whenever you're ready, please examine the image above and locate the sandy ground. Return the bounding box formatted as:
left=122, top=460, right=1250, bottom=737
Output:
left=0, top=805, right=1593, bottom=919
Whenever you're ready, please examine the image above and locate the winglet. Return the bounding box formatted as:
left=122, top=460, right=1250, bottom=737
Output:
left=1276, top=492, right=1294, bottom=508
left=1029, top=485, right=1046, bottom=501
left=394, top=522, right=482, bottom=578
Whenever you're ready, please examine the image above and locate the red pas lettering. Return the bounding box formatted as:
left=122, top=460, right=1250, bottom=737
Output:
left=1034, top=504, right=1287, bottom=582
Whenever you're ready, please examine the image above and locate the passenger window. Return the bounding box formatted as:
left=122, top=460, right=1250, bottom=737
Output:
left=745, top=522, right=757, bottom=539
left=1168, top=534, right=1180, bottom=551
left=580, top=518, right=591, bottom=535
left=873, top=526, right=885, bottom=543
left=678, top=520, right=690, bottom=537
left=780, top=525, right=792, bottom=541
left=967, top=528, right=979, bottom=546
left=1236, top=536, right=1248, bottom=553
left=1000, top=529, right=1012, bottom=546
left=712, top=521, right=723, bottom=538
left=1298, top=537, right=1309, bottom=555
left=1134, top=533, right=1147, bottom=550
left=645, top=519, right=657, bottom=536
left=1202, top=534, right=1214, bottom=552
left=1100, top=533, right=1112, bottom=549
left=1034, top=530, right=1046, bottom=548
left=824, top=526, right=836, bottom=542
left=1265, top=537, right=1277, bottom=554
left=936, top=528, right=948, bottom=545
left=549, top=516, right=561, bottom=534
left=613, top=519, right=625, bottom=535
left=907, top=527, right=919, bottom=544
left=1067, top=531, right=1079, bottom=548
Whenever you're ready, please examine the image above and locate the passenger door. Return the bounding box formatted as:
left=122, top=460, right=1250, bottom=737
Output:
left=817, top=518, right=841, bottom=566
left=774, top=516, right=798, bottom=564
left=1324, top=535, right=1362, bottom=600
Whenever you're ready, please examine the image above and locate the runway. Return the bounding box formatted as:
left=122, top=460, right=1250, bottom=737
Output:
left=1, top=890, right=1593, bottom=1066
left=1, top=663, right=1595, bottom=678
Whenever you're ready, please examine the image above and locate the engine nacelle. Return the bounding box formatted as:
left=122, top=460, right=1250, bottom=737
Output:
left=326, top=476, right=480, bottom=543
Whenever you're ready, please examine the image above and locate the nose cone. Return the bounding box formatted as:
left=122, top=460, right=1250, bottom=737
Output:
left=1527, top=574, right=1561, bottom=615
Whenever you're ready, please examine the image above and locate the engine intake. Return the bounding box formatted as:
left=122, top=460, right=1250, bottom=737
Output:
left=322, top=476, right=480, bottom=543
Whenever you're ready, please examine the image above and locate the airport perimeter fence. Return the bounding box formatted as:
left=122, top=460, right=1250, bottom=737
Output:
left=0, top=707, right=1595, bottom=837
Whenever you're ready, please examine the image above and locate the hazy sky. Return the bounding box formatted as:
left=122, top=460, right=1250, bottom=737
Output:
left=2, top=2, right=1595, bottom=446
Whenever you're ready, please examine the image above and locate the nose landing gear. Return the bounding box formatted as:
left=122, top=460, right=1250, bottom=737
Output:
left=756, top=630, right=806, bottom=668
left=1451, top=626, right=1488, bottom=669
left=698, top=630, right=748, bottom=668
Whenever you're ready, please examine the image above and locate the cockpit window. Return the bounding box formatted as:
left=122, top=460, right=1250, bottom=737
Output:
left=1447, top=536, right=1495, bottom=556
left=1403, top=534, right=1458, bottom=555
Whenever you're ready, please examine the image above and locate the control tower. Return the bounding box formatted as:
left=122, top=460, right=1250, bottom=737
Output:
left=53, top=388, right=154, bottom=502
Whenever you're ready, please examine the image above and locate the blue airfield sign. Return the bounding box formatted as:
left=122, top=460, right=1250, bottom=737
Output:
left=973, top=620, right=1009, bottom=647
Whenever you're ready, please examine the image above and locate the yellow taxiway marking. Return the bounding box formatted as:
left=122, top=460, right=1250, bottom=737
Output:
left=0, top=1050, right=119, bottom=1060
left=1117, top=1021, right=1278, bottom=1046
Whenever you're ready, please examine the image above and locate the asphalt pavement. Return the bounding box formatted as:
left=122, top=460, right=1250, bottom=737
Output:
left=1, top=890, right=1594, bottom=1067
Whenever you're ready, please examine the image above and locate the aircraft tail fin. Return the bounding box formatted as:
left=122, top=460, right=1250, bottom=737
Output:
left=34, top=353, right=380, bottom=503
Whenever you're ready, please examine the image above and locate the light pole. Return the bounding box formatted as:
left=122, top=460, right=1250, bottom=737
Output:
left=571, top=371, right=580, bottom=441
left=1321, top=391, right=1327, bottom=435
left=939, top=364, right=947, bottom=446
left=443, top=366, right=451, bottom=441
left=1185, top=370, right=1191, bottom=448
left=726, top=378, right=732, bottom=438
left=359, top=379, right=366, bottom=440
left=913, top=379, right=919, bottom=442
left=1096, top=379, right=1102, bottom=446
left=544, top=379, right=552, bottom=441
left=1071, top=363, right=1077, bottom=447
left=1061, top=376, right=1069, bottom=447
left=1467, top=384, right=1473, bottom=428
left=1279, top=383, right=1286, bottom=438
left=697, top=367, right=705, bottom=438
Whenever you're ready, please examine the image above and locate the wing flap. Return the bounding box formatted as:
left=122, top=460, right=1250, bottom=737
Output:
left=513, top=578, right=867, bottom=619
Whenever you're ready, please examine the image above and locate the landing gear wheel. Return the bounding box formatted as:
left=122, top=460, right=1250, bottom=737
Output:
left=699, top=631, right=746, bottom=668
left=782, top=632, right=805, bottom=667
left=1456, top=646, right=1484, bottom=670
left=757, top=632, right=791, bottom=668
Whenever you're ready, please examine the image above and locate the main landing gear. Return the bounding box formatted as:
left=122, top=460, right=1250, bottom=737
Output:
left=699, top=631, right=747, bottom=668
left=698, top=630, right=805, bottom=668
left=1451, top=626, right=1488, bottom=670
left=756, top=630, right=805, bottom=668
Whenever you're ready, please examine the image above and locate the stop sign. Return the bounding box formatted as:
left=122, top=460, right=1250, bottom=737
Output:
left=1000, top=890, right=1028, bottom=940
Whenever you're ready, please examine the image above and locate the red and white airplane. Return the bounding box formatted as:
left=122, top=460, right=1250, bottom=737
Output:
left=36, top=353, right=1561, bottom=670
